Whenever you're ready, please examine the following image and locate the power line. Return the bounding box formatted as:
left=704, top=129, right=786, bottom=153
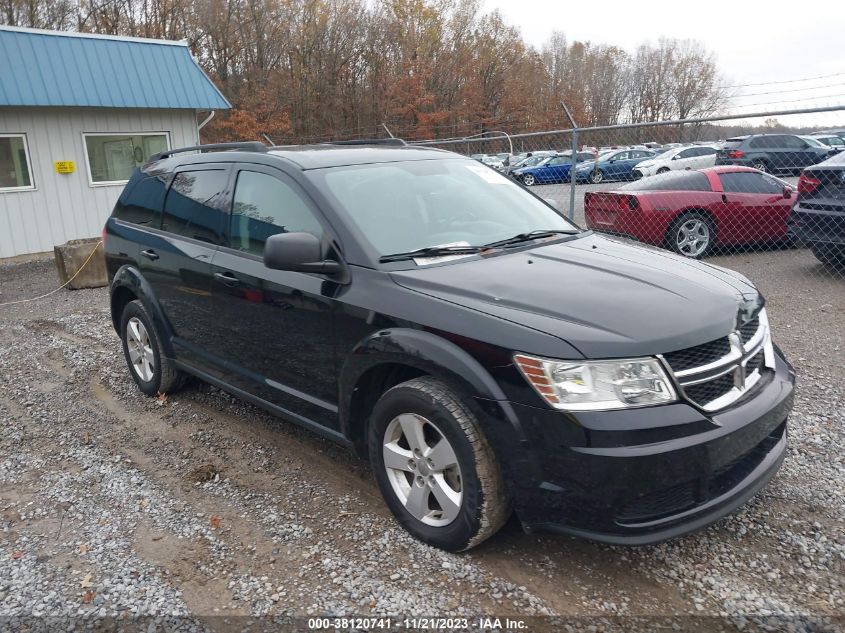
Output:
left=727, top=93, right=845, bottom=110
left=732, top=82, right=845, bottom=98
left=722, top=70, right=845, bottom=89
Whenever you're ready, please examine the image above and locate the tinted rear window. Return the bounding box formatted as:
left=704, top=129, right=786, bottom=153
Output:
left=113, top=174, right=168, bottom=226
left=161, top=169, right=228, bottom=245
left=619, top=171, right=711, bottom=192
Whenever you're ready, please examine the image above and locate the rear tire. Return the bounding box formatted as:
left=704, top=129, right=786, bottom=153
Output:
left=666, top=212, right=715, bottom=259
left=120, top=300, right=185, bottom=396
left=751, top=159, right=768, bottom=172
left=368, top=377, right=510, bottom=551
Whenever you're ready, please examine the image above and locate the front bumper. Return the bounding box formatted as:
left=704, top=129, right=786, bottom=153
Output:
left=499, top=349, right=794, bottom=545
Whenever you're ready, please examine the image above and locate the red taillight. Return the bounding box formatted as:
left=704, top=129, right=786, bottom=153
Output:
left=727, top=150, right=745, bottom=159
left=797, top=172, right=822, bottom=196
left=623, top=195, right=639, bottom=211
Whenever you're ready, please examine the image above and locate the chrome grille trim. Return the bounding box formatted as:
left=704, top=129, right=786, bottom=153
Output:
left=660, top=309, right=774, bottom=412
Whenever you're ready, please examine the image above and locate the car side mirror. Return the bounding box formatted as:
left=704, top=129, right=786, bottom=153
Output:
left=264, top=232, right=341, bottom=274
left=672, top=155, right=680, bottom=160
left=783, top=186, right=792, bottom=200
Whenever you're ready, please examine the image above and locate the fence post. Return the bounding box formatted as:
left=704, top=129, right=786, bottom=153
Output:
left=560, top=102, right=578, bottom=221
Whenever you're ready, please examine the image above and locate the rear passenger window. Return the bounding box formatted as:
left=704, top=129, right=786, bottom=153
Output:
left=230, top=171, right=323, bottom=255
left=113, top=174, right=167, bottom=226
left=720, top=172, right=783, bottom=194
left=749, top=136, right=774, bottom=149
left=162, top=170, right=228, bottom=244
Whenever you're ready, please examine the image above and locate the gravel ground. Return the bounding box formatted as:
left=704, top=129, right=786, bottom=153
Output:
left=0, top=245, right=842, bottom=633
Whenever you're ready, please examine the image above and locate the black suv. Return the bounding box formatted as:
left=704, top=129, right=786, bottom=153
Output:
left=790, top=151, right=845, bottom=267
left=716, top=133, right=833, bottom=173
left=104, top=140, right=794, bottom=551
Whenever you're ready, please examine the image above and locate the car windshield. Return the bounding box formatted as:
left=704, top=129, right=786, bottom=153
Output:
left=803, top=137, right=827, bottom=148
left=651, top=148, right=677, bottom=160
left=313, top=158, right=579, bottom=259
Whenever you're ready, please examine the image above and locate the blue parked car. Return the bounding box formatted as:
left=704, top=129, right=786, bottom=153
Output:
left=513, top=152, right=595, bottom=186
left=575, top=149, right=656, bottom=184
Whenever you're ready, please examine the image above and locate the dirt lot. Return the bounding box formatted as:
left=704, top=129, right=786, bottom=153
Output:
left=0, top=247, right=842, bottom=632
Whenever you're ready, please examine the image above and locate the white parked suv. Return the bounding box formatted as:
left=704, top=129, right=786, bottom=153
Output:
left=633, top=145, right=718, bottom=178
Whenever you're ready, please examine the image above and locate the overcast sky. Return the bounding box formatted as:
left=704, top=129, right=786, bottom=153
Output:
left=482, top=0, right=845, bottom=126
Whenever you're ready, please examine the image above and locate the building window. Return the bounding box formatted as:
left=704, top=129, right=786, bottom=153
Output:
left=0, top=134, right=34, bottom=191
left=83, top=133, right=170, bottom=185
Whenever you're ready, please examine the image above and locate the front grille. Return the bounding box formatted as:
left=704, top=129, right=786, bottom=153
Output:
left=663, top=337, right=731, bottom=373
left=617, top=422, right=784, bottom=525
left=684, top=374, right=735, bottom=406
left=661, top=310, right=772, bottom=412
left=739, top=316, right=760, bottom=343
left=746, top=349, right=764, bottom=374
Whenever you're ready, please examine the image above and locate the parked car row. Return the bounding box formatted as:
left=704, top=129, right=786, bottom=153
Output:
left=472, top=132, right=845, bottom=185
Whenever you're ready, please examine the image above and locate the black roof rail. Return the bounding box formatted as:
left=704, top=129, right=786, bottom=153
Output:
left=320, top=138, right=407, bottom=147
left=149, top=141, right=268, bottom=162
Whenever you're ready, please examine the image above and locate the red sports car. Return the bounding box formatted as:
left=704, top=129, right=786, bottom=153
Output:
left=584, top=166, right=794, bottom=258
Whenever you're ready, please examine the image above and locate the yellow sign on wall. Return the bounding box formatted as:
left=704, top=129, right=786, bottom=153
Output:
left=54, top=161, right=76, bottom=174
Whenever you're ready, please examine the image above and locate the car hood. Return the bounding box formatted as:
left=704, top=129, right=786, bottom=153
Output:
left=389, top=233, right=759, bottom=359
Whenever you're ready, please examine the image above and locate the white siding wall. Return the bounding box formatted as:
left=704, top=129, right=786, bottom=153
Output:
left=0, top=107, right=199, bottom=258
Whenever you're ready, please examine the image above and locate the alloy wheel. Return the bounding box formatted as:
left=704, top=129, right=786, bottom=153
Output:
left=522, top=174, right=535, bottom=186
left=382, top=413, right=463, bottom=527
left=590, top=170, right=603, bottom=184
left=126, top=317, right=155, bottom=382
left=675, top=218, right=711, bottom=257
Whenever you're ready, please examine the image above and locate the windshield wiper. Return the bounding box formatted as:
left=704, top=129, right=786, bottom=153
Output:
left=379, top=245, right=484, bottom=263
left=484, top=229, right=579, bottom=249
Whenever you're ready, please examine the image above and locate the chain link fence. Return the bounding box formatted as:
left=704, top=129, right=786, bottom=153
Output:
left=412, top=107, right=845, bottom=287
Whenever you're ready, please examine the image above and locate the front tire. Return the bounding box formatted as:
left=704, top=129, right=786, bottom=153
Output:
left=368, top=377, right=510, bottom=551
left=522, top=174, right=535, bottom=186
left=590, top=169, right=604, bottom=184
left=120, top=300, right=185, bottom=396
left=657, top=167, right=670, bottom=174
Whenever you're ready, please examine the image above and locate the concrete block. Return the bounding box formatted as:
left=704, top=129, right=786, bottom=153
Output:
left=54, top=238, right=107, bottom=290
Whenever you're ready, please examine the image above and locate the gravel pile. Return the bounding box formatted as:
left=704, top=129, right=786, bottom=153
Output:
left=0, top=255, right=842, bottom=632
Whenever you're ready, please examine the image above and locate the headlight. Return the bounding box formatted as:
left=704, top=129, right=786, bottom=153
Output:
left=514, top=353, right=677, bottom=410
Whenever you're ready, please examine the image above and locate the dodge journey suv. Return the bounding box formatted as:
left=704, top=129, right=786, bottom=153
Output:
left=104, top=140, right=794, bottom=551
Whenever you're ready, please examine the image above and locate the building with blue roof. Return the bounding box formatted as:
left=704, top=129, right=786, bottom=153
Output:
left=0, top=25, right=231, bottom=258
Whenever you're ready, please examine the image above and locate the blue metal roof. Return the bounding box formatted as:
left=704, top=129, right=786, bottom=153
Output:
left=0, top=26, right=231, bottom=110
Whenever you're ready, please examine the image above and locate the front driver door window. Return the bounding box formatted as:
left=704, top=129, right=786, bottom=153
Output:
left=210, top=167, right=339, bottom=428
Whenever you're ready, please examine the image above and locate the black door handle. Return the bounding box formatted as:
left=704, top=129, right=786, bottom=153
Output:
left=214, top=272, right=240, bottom=287
left=140, top=249, right=159, bottom=261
